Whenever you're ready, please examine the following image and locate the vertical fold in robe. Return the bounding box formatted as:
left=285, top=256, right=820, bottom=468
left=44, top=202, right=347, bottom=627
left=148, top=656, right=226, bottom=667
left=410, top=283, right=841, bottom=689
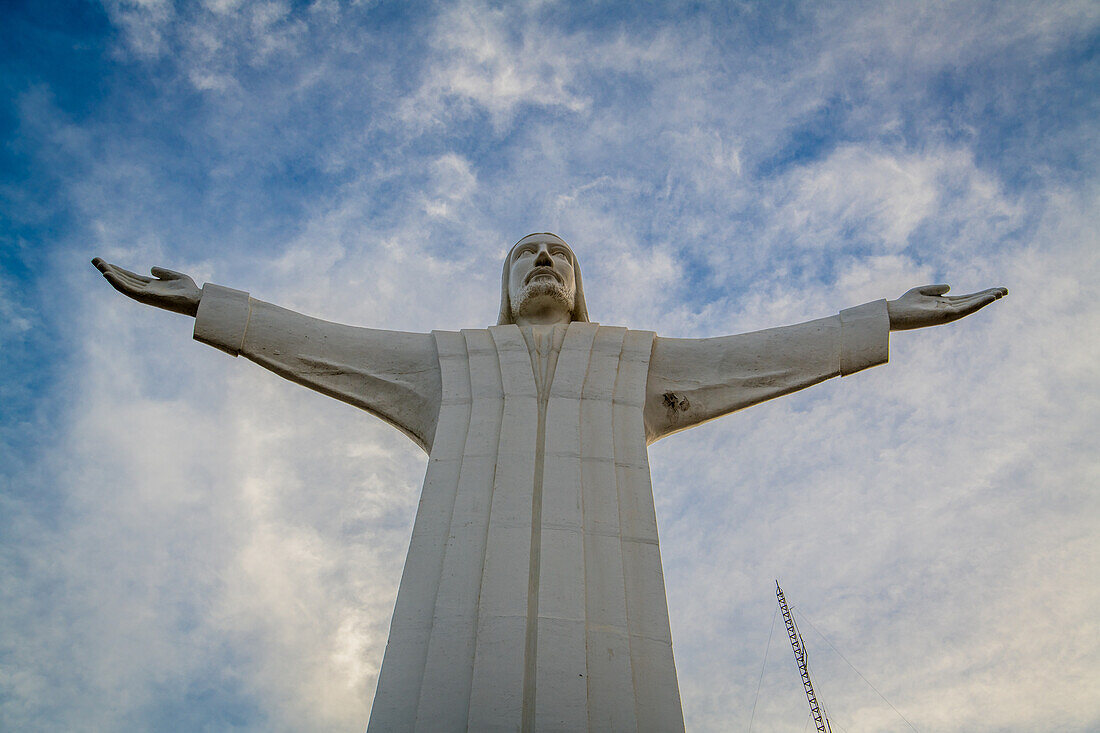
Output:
left=579, top=326, right=639, bottom=731
left=467, top=325, right=539, bottom=730
left=413, top=330, right=504, bottom=730
left=534, top=323, right=599, bottom=730
left=614, top=329, right=685, bottom=732
left=369, top=331, right=472, bottom=732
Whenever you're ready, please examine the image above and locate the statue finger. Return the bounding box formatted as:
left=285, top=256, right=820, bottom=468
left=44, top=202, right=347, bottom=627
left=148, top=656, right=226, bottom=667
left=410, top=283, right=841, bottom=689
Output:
left=102, top=270, right=139, bottom=294
left=918, top=283, right=951, bottom=297
left=151, top=266, right=186, bottom=281
left=105, top=262, right=152, bottom=284
left=114, top=268, right=152, bottom=289
left=968, top=286, right=1007, bottom=303
left=947, top=287, right=1006, bottom=301
left=946, top=292, right=992, bottom=306
left=952, top=292, right=1000, bottom=316
left=94, top=259, right=124, bottom=279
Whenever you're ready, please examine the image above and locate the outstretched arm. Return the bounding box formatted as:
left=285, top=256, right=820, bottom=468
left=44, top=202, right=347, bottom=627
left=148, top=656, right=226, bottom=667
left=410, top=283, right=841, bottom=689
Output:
left=645, top=283, right=1006, bottom=443
left=92, top=259, right=442, bottom=453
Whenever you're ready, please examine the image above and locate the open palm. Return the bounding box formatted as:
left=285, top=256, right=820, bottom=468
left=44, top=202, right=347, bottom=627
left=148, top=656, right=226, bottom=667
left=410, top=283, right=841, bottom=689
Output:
left=887, top=284, right=1007, bottom=331
left=92, top=258, right=202, bottom=316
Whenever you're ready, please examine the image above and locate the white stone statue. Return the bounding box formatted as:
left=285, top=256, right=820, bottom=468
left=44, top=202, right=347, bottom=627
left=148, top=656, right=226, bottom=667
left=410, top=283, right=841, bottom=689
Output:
left=93, top=235, right=1006, bottom=732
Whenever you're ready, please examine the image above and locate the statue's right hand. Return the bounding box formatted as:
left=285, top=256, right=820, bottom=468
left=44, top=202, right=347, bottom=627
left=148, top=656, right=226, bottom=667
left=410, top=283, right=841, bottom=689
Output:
left=92, top=258, right=202, bottom=317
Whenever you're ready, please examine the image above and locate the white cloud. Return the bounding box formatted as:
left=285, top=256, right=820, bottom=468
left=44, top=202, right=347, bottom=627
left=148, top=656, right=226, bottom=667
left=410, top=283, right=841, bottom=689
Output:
left=400, top=0, right=590, bottom=128
left=422, top=153, right=478, bottom=219
left=102, top=0, right=175, bottom=59
left=781, top=146, right=942, bottom=251
left=399, top=0, right=707, bottom=131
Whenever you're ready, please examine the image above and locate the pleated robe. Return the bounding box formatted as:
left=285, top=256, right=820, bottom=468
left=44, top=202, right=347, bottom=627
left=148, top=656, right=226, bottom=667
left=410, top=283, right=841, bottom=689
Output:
left=368, top=321, right=682, bottom=732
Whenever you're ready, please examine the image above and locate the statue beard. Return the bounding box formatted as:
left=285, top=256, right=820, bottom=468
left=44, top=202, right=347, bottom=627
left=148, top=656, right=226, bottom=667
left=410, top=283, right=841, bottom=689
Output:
left=511, top=279, right=575, bottom=322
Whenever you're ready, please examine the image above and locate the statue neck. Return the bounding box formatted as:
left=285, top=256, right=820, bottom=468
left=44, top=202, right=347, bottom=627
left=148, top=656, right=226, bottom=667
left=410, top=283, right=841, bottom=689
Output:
left=513, top=309, right=571, bottom=328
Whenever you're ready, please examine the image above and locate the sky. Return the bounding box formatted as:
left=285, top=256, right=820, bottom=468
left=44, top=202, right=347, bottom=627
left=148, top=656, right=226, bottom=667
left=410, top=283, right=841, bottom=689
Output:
left=1, top=0, right=1098, bottom=731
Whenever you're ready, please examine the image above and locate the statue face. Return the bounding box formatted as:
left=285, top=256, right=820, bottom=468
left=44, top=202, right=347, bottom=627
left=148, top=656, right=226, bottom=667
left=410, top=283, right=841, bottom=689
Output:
left=507, top=233, right=577, bottom=324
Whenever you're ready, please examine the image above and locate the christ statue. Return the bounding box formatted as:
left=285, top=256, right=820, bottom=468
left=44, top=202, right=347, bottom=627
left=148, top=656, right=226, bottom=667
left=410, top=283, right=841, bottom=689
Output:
left=93, top=235, right=1006, bottom=732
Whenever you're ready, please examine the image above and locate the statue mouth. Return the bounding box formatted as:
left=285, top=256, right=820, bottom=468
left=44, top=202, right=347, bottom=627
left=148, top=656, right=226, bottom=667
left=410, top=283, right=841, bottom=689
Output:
left=525, top=267, right=562, bottom=285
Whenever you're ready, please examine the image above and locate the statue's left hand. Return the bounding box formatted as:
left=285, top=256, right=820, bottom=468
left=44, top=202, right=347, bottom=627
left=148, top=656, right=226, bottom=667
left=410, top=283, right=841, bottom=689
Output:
left=92, top=258, right=202, bottom=317
left=887, top=284, right=1008, bottom=331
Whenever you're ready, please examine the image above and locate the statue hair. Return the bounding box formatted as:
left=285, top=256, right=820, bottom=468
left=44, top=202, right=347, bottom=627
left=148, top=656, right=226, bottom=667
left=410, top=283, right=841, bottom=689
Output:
left=497, top=233, right=590, bottom=326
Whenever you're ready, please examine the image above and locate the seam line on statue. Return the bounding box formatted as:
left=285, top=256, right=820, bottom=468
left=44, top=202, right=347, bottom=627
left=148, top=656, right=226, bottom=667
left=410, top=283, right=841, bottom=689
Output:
left=620, top=535, right=659, bottom=545
left=580, top=528, right=655, bottom=541
left=628, top=632, right=674, bottom=644
left=238, top=297, right=253, bottom=354
left=586, top=624, right=629, bottom=636
left=542, top=521, right=582, bottom=531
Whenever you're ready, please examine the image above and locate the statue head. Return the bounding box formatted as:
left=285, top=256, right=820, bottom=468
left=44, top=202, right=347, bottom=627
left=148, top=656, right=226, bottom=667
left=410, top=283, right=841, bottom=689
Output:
left=497, top=233, right=590, bottom=326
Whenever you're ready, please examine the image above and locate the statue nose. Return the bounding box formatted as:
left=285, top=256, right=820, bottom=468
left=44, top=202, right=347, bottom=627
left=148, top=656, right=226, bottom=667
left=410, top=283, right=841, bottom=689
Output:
left=535, top=249, right=553, bottom=267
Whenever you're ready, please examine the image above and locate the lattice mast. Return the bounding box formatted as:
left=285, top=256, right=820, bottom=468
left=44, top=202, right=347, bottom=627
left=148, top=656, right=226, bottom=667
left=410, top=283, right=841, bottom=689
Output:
left=776, top=580, right=833, bottom=733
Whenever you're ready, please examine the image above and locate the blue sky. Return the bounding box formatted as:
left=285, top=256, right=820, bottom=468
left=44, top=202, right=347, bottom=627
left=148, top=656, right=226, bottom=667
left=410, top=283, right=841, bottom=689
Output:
left=2, top=1, right=1098, bottom=730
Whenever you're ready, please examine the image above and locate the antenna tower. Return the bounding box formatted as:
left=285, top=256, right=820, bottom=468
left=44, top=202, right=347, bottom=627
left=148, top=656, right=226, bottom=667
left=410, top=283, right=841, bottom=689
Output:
left=776, top=580, right=832, bottom=733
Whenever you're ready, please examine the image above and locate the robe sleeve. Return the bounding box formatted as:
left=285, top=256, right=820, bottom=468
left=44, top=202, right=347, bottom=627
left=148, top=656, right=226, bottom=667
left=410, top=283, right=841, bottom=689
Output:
left=193, top=283, right=442, bottom=452
left=643, top=299, right=889, bottom=443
